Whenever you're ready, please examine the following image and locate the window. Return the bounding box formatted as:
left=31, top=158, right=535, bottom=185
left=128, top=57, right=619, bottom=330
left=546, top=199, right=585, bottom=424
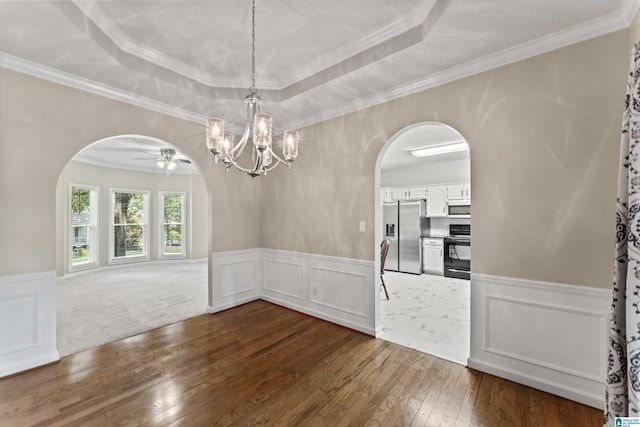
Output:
left=110, top=189, right=149, bottom=262
left=70, top=185, right=98, bottom=270
left=159, top=192, right=186, bottom=258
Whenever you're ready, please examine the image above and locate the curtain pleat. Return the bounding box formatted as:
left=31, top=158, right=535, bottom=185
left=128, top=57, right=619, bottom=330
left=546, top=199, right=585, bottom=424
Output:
left=605, top=41, right=640, bottom=424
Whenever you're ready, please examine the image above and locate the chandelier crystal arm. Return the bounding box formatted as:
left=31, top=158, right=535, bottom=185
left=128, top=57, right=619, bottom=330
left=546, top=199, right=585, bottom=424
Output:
left=230, top=119, right=251, bottom=156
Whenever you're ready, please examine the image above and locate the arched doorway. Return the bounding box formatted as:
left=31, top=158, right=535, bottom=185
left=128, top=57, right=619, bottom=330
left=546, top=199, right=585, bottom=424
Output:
left=55, top=135, right=210, bottom=356
left=374, top=122, right=471, bottom=365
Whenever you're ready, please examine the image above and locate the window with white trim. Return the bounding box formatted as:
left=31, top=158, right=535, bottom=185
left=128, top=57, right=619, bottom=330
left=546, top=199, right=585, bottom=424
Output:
left=110, top=189, right=149, bottom=262
left=159, top=192, right=186, bottom=258
left=70, top=185, right=99, bottom=270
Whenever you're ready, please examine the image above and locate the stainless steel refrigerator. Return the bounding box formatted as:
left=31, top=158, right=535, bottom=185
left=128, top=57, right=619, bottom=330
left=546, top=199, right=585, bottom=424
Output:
left=383, top=200, right=427, bottom=274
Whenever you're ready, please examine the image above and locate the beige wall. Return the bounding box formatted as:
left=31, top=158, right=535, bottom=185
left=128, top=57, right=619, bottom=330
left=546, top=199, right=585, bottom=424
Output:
left=631, top=7, right=640, bottom=46
left=1, top=27, right=633, bottom=289
left=261, top=29, right=630, bottom=289
left=55, top=161, right=209, bottom=276
left=0, top=67, right=260, bottom=277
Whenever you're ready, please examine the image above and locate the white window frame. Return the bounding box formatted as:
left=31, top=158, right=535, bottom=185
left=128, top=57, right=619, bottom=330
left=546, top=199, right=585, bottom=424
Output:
left=158, top=191, right=186, bottom=259
left=69, top=184, right=99, bottom=272
left=109, top=188, right=150, bottom=264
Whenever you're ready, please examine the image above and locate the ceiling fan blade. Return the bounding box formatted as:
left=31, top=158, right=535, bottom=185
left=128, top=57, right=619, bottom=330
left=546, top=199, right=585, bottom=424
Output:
left=177, top=159, right=191, bottom=164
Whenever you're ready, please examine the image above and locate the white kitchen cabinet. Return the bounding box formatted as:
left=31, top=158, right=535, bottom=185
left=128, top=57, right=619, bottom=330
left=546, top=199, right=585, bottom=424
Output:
left=381, top=187, right=393, bottom=203
left=422, top=238, right=444, bottom=275
left=388, top=187, right=428, bottom=201
left=447, top=183, right=471, bottom=201
left=392, top=188, right=409, bottom=200
left=407, top=187, right=427, bottom=199
left=426, top=186, right=447, bottom=217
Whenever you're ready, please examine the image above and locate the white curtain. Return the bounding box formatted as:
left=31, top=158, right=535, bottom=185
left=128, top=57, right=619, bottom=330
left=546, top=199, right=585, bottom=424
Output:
left=605, top=41, right=640, bottom=424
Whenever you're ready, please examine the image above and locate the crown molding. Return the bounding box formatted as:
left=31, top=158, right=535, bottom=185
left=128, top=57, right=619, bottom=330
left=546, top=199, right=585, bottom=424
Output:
left=72, top=0, right=443, bottom=92
left=1, top=0, right=636, bottom=135
left=71, top=0, right=280, bottom=90
left=0, top=53, right=205, bottom=125
left=276, top=0, right=442, bottom=89
left=289, top=0, right=639, bottom=130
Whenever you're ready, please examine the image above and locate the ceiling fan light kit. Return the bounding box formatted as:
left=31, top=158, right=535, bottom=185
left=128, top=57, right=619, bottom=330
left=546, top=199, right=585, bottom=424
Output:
left=205, top=0, right=299, bottom=178
left=156, top=147, right=192, bottom=171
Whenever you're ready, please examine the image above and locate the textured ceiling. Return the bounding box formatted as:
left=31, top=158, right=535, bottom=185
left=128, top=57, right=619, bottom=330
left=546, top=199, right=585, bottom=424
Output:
left=0, top=0, right=636, bottom=172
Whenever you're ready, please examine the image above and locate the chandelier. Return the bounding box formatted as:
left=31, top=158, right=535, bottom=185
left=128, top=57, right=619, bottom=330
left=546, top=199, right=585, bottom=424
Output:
left=205, top=0, right=299, bottom=178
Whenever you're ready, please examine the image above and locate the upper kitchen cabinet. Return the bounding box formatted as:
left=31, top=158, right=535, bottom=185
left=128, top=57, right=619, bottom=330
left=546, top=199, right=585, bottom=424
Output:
left=392, top=188, right=409, bottom=200
left=426, top=186, right=447, bottom=217
left=391, top=187, right=427, bottom=200
left=381, top=187, right=393, bottom=203
left=447, top=183, right=470, bottom=201
left=407, top=187, right=427, bottom=199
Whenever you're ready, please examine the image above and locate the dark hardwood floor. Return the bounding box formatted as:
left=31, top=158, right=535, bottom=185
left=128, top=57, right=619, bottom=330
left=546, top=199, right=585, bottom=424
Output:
left=0, top=300, right=602, bottom=426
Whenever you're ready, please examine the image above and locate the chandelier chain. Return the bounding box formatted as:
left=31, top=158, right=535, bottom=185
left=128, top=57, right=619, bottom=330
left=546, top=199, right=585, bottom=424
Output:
left=250, top=0, right=257, bottom=95
left=205, top=0, right=299, bottom=177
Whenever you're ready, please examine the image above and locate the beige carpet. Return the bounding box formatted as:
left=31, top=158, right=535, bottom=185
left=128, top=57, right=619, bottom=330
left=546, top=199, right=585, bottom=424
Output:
left=56, top=259, right=208, bottom=357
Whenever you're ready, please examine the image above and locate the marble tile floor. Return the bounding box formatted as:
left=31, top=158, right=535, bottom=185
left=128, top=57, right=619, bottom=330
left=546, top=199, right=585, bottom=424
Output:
left=379, top=271, right=470, bottom=365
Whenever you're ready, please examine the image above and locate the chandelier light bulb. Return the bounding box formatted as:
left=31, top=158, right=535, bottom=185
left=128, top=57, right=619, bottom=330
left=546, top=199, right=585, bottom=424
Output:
left=206, top=118, right=224, bottom=153
left=157, top=159, right=166, bottom=168
left=220, top=133, right=234, bottom=162
left=283, top=130, right=299, bottom=162
left=253, top=113, right=272, bottom=151
left=167, top=160, right=177, bottom=170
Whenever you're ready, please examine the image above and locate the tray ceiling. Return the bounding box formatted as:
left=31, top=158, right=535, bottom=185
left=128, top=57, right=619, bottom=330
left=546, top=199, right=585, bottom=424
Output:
left=0, top=0, right=636, bottom=172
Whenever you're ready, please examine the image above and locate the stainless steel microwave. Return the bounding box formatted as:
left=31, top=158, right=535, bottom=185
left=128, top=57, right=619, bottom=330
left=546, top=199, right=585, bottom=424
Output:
left=447, top=201, right=470, bottom=216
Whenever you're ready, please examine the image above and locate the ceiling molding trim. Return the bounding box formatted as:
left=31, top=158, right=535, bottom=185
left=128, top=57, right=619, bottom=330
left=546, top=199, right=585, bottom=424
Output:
left=280, top=0, right=451, bottom=99
left=0, top=53, right=205, bottom=125
left=1, top=1, right=635, bottom=137
left=290, top=4, right=637, bottom=130
left=276, top=0, right=440, bottom=89
left=622, top=0, right=640, bottom=27
left=71, top=1, right=280, bottom=91
left=74, top=0, right=442, bottom=94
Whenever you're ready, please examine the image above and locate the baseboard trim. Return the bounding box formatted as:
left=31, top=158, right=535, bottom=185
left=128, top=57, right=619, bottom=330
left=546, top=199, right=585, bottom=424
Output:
left=467, top=357, right=604, bottom=410
left=260, top=295, right=375, bottom=336
left=206, top=294, right=260, bottom=314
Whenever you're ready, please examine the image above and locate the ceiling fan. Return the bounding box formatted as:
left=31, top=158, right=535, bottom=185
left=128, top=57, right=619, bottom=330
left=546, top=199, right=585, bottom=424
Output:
left=136, top=148, right=191, bottom=171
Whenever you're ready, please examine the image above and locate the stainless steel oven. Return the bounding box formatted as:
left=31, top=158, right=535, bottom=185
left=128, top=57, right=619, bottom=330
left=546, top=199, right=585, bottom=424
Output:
left=444, top=224, right=470, bottom=280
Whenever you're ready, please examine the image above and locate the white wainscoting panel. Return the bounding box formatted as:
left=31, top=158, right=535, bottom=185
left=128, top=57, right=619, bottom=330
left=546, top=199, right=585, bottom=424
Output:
left=0, top=271, right=59, bottom=377
left=207, top=249, right=261, bottom=313
left=261, top=249, right=376, bottom=335
left=309, top=266, right=367, bottom=317
left=468, top=273, right=610, bottom=409
left=263, top=258, right=304, bottom=300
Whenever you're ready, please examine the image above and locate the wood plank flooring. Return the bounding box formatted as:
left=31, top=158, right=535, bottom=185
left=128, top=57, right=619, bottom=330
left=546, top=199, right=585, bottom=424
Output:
left=0, top=300, right=603, bottom=426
